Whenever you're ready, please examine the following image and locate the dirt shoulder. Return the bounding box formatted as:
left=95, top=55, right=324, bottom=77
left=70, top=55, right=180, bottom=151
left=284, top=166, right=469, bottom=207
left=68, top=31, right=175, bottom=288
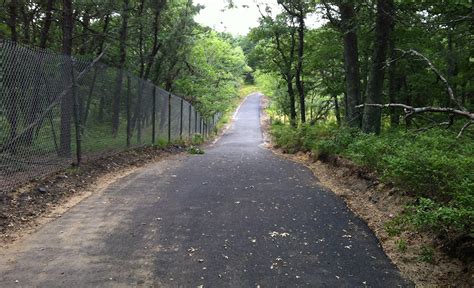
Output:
left=0, top=93, right=250, bottom=248
left=259, top=95, right=472, bottom=288
left=0, top=145, right=186, bottom=247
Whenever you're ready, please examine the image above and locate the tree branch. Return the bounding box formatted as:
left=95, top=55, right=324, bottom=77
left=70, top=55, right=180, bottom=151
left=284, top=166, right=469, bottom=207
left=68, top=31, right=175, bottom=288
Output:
left=356, top=103, right=473, bottom=138
left=394, top=49, right=466, bottom=111
left=355, top=103, right=473, bottom=120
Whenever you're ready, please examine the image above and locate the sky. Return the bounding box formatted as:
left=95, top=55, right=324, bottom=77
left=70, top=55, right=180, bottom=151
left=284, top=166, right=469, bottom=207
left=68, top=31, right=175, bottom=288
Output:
left=194, top=0, right=278, bottom=36
left=194, top=0, right=326, bottom=36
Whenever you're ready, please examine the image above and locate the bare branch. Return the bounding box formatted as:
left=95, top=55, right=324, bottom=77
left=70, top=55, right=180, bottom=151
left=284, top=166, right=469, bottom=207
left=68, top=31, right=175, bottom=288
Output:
left=355, top=103, right=473, bottom=120
left=457, top=121, right=473, bottom=138
left=356, top=103, right=473, bottom=137
left=394, top=49, right=466, bottom=112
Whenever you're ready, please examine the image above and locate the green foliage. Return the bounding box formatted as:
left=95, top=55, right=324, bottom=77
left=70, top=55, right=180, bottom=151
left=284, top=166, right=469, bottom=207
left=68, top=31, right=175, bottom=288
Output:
left=385, top=216, right=410, bottom=237
left=191, top=134, right=204, bottom=145
left=151, top=138, right=167, bottom=148
left=270, top=123, right=474, bottom=236
left=406, top=198, right=473, bottom=234
left=271, top=123, right=303, bottom=153
left=418, top=245, right=435, bottom=263
left=174, top=31, right=248, bottom=117
left=187, top=146, right=205, bottom=155
left=396, top=238, right=408, bottom=253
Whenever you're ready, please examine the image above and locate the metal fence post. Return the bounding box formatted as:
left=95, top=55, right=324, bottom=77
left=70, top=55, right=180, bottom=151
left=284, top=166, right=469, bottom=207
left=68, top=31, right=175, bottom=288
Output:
left=212, top=114, right=215, bottom=134
left=180, top=98, right=184, bottom=140
left=195, top=110, right=198, bottom=134
left=188, top=104, right=192, bottom=138
left=126, top=74, right=131, bottom=147
left=152, top=85, right=156, bottom=145
left=71, top=64, right=81, bottom=166
left=168, top=93, right=171, bottom=143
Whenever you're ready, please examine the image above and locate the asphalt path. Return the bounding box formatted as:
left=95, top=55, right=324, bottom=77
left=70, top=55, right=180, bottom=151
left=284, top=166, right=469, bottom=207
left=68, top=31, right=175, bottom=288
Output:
left=0, top=93, right=412, bottom=287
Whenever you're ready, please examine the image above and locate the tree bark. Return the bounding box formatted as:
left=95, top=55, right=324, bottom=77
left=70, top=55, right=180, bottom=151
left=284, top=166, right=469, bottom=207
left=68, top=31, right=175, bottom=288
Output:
left=59, top=0, right=74, bottom=157
left=339, top=1, right=361, bottom=127
left=296, top=14, right=306, bottom=123
left=6, top=0, right=19, bottom=154
left=20, top=5, right=31, bottom=44
left=287, top=74, right=297, bottom=127
left=144, top=0, right=166, bottom=79
left=95, top=14, right=110, bottom=122
left=362, top=0, right=394, bottom=134
left=112, top=0, right=130, bottom=136
left=39, top=0, right=54, bottom=48
left=387, top=7, right=399, bottom=127
left=333, top=94, right=341, bottom=126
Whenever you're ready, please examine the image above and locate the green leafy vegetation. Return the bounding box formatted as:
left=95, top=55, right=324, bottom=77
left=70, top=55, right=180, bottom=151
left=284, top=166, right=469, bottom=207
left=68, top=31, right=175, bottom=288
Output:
left=187, top=146, right=205, bottom=155
left=270, top=122, right=473, bottom=238
left=242, top=0, right=473, bottom=260
left=396, top=238, right=408, bottom=253
left=418, top=245, right=435, bottom=263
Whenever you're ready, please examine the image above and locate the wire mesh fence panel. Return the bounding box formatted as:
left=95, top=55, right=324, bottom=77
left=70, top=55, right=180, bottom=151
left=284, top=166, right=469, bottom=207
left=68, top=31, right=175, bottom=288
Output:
left=169, top=95, right=181, bottom=141
left=1, top=41, right=86, bottom=192
left=182, top=101, right=191, bottom=140
left=156, top=88, right=169, bottom=142
left=1, top=40, right=220, bottom=193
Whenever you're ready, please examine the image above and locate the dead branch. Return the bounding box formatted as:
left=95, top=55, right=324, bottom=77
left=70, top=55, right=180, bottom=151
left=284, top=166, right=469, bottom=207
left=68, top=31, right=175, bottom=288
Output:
left=393, top=49, right=466, bottom=112
left=356, top=103, right=473, bottom=138
left=457, top=121, right=473, bottom=138
left=356, top=103, right=473, bottom=120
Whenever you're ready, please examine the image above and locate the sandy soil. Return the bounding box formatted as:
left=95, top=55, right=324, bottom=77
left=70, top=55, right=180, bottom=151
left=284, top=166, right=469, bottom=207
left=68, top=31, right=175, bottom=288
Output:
left=0, top=145, right=186, bottom=247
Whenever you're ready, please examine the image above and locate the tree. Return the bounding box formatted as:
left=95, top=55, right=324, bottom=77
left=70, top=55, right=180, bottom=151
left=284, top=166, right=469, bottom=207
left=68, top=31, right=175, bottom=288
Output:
left=58, top=0, right=74, bottom=157
left=322, top=0, right=362, bottom=127
left=112, top=0, right=130, bottom=137
left=361, top=0, right=394, bottom=134
left=278, top=0, right=312, bottom=124
left=249, top=9, right=298, bottom=126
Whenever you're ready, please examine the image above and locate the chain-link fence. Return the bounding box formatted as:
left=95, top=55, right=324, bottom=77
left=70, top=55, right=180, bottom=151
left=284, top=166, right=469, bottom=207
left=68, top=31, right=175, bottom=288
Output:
left=0, top=40, right=221, bottom=193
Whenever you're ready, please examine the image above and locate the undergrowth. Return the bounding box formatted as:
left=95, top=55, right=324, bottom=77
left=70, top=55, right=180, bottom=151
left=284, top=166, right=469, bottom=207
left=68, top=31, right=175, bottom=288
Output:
left=271, top=121, right=474, bottom=248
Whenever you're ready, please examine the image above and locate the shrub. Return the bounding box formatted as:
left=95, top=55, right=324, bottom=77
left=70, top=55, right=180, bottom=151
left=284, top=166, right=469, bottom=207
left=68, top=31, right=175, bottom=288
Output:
left=270, top=122, right=474, bottom=238
left=406, top=197, right=473, bottom=234
left=271, top=123, right=303, bottom=153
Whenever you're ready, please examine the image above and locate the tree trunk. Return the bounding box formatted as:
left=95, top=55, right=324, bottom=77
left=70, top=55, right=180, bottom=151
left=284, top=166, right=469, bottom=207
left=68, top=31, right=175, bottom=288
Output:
left=95, top=14, right=110, bottom=122
left=112, top=0, right=130, bottom=136
left=39, top=0, right=54, bottom=48
left=20, top=5, right=31, bottom=44
left=296, top=15, right=305, bottom=124
left=333, top=94, right=341, bottom=126
left=387, top=20, right=399, bottom=127
left=6, top=0, right=18, bottom=154
left=144, top=1, right=166, bottom=79
left=8, top=0, right=18, bottom=42
left=287, top=74, right=297, bottom=127
left=446, top=27, right=457, bottom=106
left=78, top=10, right=90, bottom=55
left=59, top=0, right=74, bottom=157
left=339, top=1, right=361, bottom=127
left=362, top=0, right=394, bottom=134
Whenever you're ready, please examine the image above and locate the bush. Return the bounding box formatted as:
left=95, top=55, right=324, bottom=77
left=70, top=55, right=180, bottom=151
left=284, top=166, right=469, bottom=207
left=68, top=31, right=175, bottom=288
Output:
left=406, top=197, right=473, bottom=234
left=270, top=122, right=474, bottom=237
left=271, top=123, right=303, bottom=153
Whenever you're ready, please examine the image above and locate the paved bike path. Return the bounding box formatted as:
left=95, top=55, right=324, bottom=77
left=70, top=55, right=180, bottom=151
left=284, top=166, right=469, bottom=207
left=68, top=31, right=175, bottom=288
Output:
left=0, top=93, right=412, bottom=287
